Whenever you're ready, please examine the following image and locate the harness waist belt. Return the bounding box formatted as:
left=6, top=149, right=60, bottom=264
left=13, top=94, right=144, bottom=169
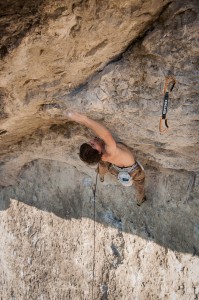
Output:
left=111, top=161, right=139, bottom=173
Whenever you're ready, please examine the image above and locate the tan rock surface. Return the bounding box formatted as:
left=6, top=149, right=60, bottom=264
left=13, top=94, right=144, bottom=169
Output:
left=0, top=0, right=199, bottom=299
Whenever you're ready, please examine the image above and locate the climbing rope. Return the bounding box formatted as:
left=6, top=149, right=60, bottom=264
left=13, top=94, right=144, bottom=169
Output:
left=91, top=168, right=98, bottom=300
left=159, top=75, right=176, bottom=134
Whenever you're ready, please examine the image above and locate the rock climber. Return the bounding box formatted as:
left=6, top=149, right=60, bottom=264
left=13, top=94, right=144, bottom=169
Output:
left=65, top=111, right=146, bottom=206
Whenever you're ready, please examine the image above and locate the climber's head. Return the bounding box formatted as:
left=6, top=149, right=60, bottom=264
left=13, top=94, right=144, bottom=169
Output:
left=79, top=138, right=104, bottom=164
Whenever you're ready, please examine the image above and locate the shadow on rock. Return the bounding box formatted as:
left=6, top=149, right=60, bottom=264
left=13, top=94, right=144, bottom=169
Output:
left=0, top=159, right=198, bottom=256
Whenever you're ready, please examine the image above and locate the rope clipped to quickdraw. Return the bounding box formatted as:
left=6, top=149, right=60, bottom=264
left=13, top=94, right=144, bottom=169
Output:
left=91, top=168, right=98, bottom=300
left=159, top=76, right=176, bottom=134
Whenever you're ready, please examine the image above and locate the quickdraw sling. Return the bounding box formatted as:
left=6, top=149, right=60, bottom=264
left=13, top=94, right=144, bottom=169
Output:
left=159, top=76, right=176, bottom=134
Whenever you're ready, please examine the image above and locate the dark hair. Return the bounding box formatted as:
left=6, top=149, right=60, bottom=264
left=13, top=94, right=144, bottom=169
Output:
left=79, top=143, right=102, bottom=164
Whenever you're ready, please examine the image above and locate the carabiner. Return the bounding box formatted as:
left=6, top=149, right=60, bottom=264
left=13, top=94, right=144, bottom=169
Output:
left=159, top=118, right=169, bottom=134
left=163, top=76, right=176, bottom=94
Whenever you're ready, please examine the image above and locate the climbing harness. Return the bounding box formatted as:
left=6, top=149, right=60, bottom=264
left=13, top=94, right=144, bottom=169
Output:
left=110, top=161, right=140, bottom=187
left=91, top=168, right=98, bottom=300
left=159, top=76, right=176, bottom=134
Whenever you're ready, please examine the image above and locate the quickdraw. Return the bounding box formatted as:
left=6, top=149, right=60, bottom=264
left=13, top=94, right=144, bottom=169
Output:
left=159, top=76, right=176, bottom=134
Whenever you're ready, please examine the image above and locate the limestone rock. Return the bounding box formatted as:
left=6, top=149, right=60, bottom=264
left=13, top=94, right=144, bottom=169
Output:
left=0, top=0, right=199, bottom=299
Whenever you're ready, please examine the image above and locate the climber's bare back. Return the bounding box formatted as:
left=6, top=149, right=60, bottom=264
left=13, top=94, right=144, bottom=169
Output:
left=102, top=142, right=136, bottom=168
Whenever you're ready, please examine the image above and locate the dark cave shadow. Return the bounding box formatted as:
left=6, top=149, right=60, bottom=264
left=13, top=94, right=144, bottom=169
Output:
left=0, top=159, right=199, bottom=257
left=0, top=0, right=44, bottom=58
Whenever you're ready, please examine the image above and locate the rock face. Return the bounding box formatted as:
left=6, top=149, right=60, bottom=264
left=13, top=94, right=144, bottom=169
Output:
left=0, top=0, right=199, bottom=299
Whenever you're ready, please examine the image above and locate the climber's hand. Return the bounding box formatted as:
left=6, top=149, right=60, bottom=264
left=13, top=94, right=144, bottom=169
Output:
left=64, top=110, right=84, bottom=123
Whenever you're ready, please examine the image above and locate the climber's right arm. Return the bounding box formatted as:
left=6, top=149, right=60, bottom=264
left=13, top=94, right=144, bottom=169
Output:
left=65, top=111, right=116, bottom=150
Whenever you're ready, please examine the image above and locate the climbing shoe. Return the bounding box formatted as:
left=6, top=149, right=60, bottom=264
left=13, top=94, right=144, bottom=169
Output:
left=137, top=196, right=147, bottom=206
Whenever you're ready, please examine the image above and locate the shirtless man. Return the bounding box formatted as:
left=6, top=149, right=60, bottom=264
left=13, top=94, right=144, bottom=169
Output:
left=66, top=111, right=146, bottom=206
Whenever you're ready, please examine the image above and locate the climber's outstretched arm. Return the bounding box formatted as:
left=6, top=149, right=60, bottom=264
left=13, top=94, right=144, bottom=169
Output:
left=66, top=111, right=116, bottom=149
